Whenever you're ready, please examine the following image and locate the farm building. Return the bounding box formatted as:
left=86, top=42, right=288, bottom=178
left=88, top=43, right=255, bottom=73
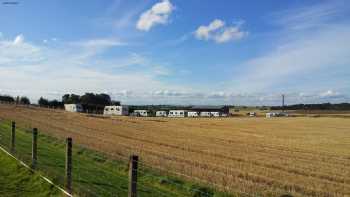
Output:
left=187, top=111, right=199, bottom=117
left=133, top=110, right=149, bottom=117
left=168, top=110, right=186, bottom=118
left=156, top=111, right=167, bottom=117
left=103, top=105, right=129, bottom=116
left=64, top=104, right=83, bottom=112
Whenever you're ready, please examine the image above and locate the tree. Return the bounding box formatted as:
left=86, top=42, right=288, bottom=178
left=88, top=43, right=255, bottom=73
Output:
left=15, top=96, right=20, bottom=104
left=111, top=100, right=121, bottom=106
left=38, top=97, right=49, bottom=106
left=0, top=95, right=15, bottom=103
left=48, top=99, right=63, bottom=108
left=62, top=94, right=80, bottom=104
left=20, top=97, right=30, bottom=105
left=80, top=93, right=112, bottom=114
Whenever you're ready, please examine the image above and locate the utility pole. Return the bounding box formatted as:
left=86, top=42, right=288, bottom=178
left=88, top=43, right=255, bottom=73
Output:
left=282, top=94, right=285, bottom=112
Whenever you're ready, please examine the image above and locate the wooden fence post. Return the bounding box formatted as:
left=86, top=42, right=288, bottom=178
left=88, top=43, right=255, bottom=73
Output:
left=128, top=155, right=138, bottom=197
left=31, top=128, right=38, bottom=169
left=65, top=137, right=72, bottom=194
left=11, top=121, right=15, bottom=152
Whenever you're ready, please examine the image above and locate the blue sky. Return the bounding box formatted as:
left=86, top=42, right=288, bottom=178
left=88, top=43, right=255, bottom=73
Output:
left=0, top=0, right=349, bottom=105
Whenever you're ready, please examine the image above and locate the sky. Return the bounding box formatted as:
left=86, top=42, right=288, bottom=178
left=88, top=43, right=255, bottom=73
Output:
left=0, top=0, right=349, bottom=105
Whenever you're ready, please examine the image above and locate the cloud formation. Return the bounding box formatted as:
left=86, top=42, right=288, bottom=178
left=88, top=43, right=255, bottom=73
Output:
left=195, top=19, right=247, bottom=43
left=13, top=34, right=24, bottom=45
left=136, top=0, right=174, bottom=31
left=0, top=34, right=184, bottom=104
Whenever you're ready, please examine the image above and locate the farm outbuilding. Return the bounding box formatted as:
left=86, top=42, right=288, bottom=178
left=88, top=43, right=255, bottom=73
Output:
left=156, top=111, right=168, bottom=117
left=64, top=104, right=83, bottom=112
left=168, top=110, right=186, bottom=118
left=103, top=105, right=129, bottom=116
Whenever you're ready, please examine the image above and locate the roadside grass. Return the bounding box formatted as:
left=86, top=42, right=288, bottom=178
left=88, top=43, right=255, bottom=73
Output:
left=0, top=148, right=61, bottom=197
left=0, top=121, right=232, bottom=197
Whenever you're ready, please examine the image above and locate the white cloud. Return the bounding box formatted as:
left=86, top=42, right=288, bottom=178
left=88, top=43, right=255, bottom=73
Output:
left=0, top=35, right=42, bottom=65
left=136, top=0, right=174, bottom=31
left=0, top=34, right=189, bottom=104
left=195, top=19, right=224, bottom=40
left=13, top=34, right=24, bottom=45
left=73, top=38, right=125, bottom=48
left=195, top=19, right=247, bottom=43
left=270, top=1, right=348, bottom=30
left=229, top=25, right=350, bottom=93
left=319, top=90, right=343, bottom=99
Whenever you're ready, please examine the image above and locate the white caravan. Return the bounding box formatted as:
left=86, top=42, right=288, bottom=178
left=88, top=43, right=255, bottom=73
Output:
left=64, top=104, right=83, bottom=112
left=168, top=110, right=186, bottom=118
left=156, top=111, right=168, bottom=117
left=210, top=112, right=220, bottom=117
left=200, top=112, right=211, bottom=117
left=104, top=105, right=129, bottom=116
left=187, top=111, right=199, bottom=117
left=134, top=110, right=149, bottom=117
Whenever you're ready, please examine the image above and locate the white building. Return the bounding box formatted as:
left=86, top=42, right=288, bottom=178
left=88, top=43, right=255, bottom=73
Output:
left=104, top=105, right=129, bottom=116
left=200, top=112, right=211, bottom=117
left=64, top=104, right=83, bottom=112
left=134, top=110, right=149, bottom=117
left=187, top=111, right=199, bottom=117
left=156, top=111, right=167, bottom=117
left=168, top=110, right=186, bottom=118
left=210, top=112, right=220, bottom=117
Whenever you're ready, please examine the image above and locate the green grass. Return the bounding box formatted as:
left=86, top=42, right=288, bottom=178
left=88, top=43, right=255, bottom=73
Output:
left=0, top=120, right=233, bottom=197
left=0, top=148, right=61, bottom=197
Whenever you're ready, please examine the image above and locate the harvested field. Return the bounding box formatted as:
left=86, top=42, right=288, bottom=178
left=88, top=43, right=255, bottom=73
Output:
left=0, top=104, right=349, bottom=197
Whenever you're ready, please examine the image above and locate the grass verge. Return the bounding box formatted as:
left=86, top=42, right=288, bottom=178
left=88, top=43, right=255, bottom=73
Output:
left=0, top=148, right=61, bottom=197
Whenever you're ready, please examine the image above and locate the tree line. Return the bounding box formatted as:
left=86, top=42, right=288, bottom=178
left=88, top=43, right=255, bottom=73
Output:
left=0, top=93, right=120, bottom=113
left=271, top=103, right=350, bottom=111
left=0, top=95, right=30, bottom=105
left=62, top=93, right=120, bottom=113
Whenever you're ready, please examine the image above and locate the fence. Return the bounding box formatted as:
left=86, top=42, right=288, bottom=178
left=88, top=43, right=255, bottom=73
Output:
left=0, top=119, right=230, bottom=197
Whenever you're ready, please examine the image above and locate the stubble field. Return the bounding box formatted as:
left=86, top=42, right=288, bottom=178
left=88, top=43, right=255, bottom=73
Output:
left=0, top=104, right=349, bottom=197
